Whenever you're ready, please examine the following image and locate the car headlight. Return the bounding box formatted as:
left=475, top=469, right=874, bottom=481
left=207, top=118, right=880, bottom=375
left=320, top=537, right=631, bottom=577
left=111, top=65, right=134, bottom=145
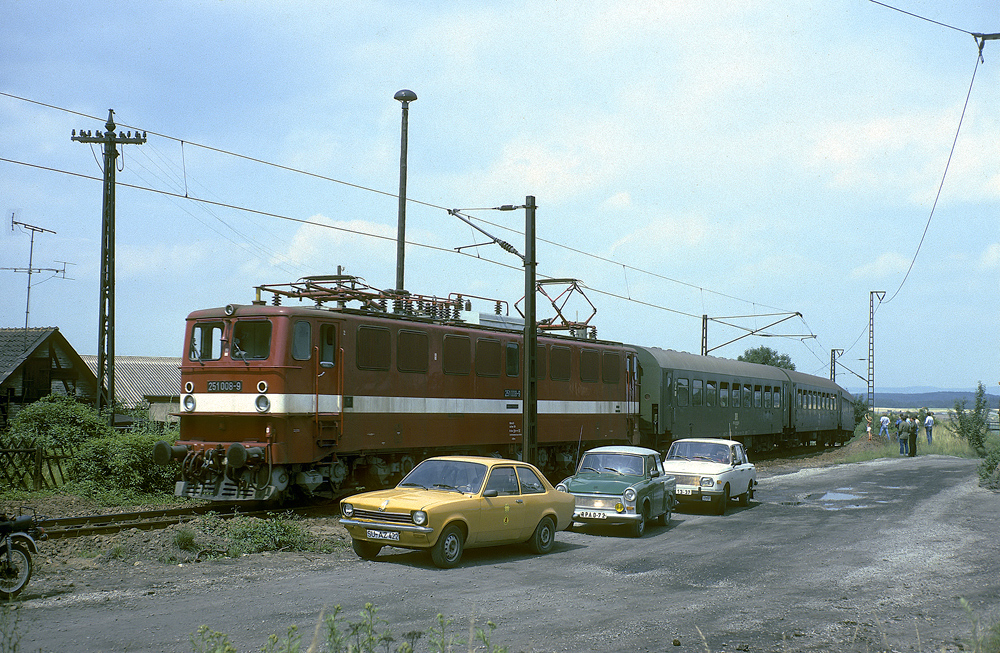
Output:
left=700, top=477, right=715, bottom=487
left=623, top=488, right=637, bottom=502
left=555, top=483, right=568, bottom=492
left=412, top=510, right=427, bottom=526
left=341, top=503, right=354, bottom=518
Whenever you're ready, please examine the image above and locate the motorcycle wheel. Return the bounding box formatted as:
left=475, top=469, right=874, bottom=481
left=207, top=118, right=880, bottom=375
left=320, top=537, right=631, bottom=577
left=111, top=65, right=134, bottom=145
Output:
left=0, top=543, right=32, bottom=600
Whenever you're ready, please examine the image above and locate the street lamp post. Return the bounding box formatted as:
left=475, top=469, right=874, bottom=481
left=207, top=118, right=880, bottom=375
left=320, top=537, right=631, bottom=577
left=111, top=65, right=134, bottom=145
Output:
left=394, top=89, right=417, bottom=294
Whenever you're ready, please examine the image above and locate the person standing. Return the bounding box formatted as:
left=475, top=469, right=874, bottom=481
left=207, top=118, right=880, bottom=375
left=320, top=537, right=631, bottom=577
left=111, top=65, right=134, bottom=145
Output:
left=897, top=413, right=908, bottom=456
left=907, top=414, right=918, bottom=457
left=879, top=413, right=890, bottom=440
left=925, top=412, right=934, bottom=445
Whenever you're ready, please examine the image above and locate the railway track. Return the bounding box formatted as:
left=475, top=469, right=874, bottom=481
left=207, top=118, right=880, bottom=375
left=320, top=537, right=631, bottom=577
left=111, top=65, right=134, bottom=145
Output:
left=39, top=505, right=262, bottom=540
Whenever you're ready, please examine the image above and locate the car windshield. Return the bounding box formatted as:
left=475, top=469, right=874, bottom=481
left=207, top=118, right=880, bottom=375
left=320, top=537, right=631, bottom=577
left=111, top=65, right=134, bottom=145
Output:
left=578, top=453, right=644, bottom=476
left=398, top=460, right=488, bottom=494
left=666, top=442, right=731, bottom=465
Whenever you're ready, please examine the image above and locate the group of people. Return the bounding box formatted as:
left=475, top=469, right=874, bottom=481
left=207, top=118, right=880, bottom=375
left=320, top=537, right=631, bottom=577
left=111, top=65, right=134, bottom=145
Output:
left=869, top=411, right=933, bottom=457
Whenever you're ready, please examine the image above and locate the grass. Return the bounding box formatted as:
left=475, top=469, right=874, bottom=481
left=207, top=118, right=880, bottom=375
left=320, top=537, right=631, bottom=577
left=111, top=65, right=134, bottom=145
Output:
left=841, top=414, right=980, bottom=464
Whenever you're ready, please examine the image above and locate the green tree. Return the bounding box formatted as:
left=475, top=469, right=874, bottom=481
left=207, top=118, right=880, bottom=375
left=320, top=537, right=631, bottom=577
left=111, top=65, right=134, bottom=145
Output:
left=737, top=346, right=796, bottom=371
left=954, top=382, right=992, bottom=454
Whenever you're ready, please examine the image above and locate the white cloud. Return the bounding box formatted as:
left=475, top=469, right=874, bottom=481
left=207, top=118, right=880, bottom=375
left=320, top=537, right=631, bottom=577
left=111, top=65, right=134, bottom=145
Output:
left=980, top=243, right=1000, bottom=269
left=850, top=251, right=911, bottom=279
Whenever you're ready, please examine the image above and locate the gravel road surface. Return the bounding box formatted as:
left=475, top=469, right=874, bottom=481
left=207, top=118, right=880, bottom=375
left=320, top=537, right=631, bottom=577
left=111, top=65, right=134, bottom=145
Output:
left=7, top=454, right=998, bottom=652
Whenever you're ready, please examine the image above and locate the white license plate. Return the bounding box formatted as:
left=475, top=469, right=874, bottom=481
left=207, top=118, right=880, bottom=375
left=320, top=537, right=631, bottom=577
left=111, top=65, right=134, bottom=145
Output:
left=366, top=529, right=400, bottom=541
left=677, top=488, right=694, bottom=495
left=577, top=510, right=607, bottom=519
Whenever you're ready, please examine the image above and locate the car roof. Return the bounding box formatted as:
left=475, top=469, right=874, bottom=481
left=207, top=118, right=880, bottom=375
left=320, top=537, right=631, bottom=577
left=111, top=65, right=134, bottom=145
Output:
left=584, top=445, right=660, bottom=456
left=420, top=455, right=526, bottom=466
left=670, top=438, right=741, bottom=446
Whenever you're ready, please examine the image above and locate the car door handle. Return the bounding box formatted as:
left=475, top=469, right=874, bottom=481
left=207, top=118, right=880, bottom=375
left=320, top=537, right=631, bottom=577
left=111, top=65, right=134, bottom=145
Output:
left=515, top=499, right=523, bottom=504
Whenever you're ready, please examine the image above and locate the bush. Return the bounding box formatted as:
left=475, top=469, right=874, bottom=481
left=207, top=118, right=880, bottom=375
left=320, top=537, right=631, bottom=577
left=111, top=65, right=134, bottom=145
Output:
left=69, top=427, right=178, bottom=495
left=0, top=393, right=113, bottom=449
left=954, top=382, right=993, bottom=454
left=221, top=513, right=311, bottom=556
left=978, top=435, right=1000, bottom=489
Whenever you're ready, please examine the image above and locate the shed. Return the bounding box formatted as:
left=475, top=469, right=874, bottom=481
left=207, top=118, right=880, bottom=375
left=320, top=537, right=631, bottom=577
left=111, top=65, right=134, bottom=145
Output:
left=80, top=355, right=182, bottom=425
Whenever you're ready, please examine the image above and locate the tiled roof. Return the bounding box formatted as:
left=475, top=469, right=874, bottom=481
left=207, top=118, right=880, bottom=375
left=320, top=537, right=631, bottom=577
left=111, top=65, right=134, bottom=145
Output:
left=80, top=355, right=182, bottom=407
left=0, top=327, right=60, bottom=383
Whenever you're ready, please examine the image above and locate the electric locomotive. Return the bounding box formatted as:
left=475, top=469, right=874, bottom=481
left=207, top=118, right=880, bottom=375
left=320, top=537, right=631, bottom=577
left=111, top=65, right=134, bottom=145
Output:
left=153, top=275, right=639, bottom=501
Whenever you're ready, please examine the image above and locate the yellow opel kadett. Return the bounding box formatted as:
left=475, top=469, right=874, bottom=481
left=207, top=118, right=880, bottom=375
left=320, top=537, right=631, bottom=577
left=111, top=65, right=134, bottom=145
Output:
left=339, top=456, right=575, bottom=568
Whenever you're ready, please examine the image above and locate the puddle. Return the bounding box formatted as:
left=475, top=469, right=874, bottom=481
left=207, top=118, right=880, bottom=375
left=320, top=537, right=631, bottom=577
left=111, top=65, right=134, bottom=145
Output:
left=820, top=491, right=861, bottom=501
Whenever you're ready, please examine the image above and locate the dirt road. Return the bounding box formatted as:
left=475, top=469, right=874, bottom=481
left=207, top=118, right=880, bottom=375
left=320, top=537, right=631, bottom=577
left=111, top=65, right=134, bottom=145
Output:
left=7, top=454, right=999, bottom=652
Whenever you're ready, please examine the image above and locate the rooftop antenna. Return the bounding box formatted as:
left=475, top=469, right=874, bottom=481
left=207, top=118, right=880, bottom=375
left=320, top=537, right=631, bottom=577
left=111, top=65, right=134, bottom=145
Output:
left=2, top=214, right=72, bottom=334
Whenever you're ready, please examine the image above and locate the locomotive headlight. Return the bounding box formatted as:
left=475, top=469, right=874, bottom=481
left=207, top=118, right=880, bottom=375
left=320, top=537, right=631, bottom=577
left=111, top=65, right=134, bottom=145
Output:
left=700, top=477, right=715, bottom=487
left=183, top=395, right=196, bottom=412
left=341, top=503, right=354, bottom=518
left=412, top=510, right=428, bottom=526
left=255, top=394, right=271, bottom=413
left=623, top=488, right=637, bottom=503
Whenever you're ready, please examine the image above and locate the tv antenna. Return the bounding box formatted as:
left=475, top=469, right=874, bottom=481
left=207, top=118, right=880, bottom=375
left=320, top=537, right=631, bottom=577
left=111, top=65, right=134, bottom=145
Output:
left=3, top=213, right=73, bottom=331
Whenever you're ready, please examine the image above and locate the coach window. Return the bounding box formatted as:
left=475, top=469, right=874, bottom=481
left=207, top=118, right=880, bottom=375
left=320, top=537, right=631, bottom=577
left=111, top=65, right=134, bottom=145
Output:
left=602, top=351, right=620, bottom=384
left=292, top=321, right=312, bottom=361
left=319, top=324, right=337, bottom=365
left=676, top=378, right=689, bottom=407
left=706, top=380, right=716, bottom=407
left=476, top=338, right=501, bottom=377
left=190, top=322, right=223, bottom=361
left=580, top=349, right=600, bottom=383
left=357, top=326, right=390, bottom=370
left=232, top=320, right=271, bottom=361
left=505, top=342, right=519, bottom=377
left=443, top=334, right=471, bottom=375
left=731, top=382, right=740, bottom=408
left=550, top=346, right=571, bottom=381
left=397, top=330, right=429, bottom=373
left=754, top=385, right=762, bottom=408
left=692, top=379, right=703, bottom=407
left=764, top=386, right=772, bottom=409
left=743, top=384, right=752, bottom=409
left=773, top=388, right=781, bottom=409
left=719, top=382, right=729, bottom=408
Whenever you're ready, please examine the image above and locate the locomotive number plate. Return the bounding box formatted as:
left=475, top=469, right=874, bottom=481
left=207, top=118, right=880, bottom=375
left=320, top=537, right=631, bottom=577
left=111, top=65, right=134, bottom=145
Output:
left=366, top=529, right=400, bottom=541
left=577, top=510, right=607, bottom=520
left=207, top=380, right=242, bottom=392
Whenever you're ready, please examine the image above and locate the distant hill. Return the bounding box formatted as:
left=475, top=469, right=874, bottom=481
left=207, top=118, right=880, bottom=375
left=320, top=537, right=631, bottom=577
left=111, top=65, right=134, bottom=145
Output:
left=863, top=391, right=1000, bottom=410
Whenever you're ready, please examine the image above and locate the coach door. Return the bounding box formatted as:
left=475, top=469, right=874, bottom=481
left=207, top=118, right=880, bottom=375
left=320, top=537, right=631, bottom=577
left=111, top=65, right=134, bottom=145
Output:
left=315, top=321, right=343, bottom=445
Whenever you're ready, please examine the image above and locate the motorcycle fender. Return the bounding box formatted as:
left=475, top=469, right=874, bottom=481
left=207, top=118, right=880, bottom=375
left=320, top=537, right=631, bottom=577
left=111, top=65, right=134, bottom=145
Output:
left=4, top=534, right=39, bottom=555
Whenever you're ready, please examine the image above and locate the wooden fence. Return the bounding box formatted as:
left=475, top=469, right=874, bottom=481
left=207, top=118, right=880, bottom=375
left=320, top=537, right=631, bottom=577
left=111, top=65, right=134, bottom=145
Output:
left=0, top=438, right=75, bottom=491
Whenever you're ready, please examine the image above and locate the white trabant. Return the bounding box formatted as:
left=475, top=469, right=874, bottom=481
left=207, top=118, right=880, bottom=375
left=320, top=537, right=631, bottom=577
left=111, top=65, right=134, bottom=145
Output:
left=661, top=438, right=756, bottom=515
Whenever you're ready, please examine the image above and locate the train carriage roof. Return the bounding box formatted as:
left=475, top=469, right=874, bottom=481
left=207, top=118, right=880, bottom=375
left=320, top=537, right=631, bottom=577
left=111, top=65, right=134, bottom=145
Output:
left=779, top=368, right=849, bottom=394
left=631, top=346, right=791, bottom=383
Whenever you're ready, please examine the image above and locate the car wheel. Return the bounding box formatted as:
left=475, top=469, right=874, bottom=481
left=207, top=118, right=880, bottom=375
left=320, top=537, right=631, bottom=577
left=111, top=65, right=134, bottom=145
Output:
left=657, top=502, right=672, bottom=527
left=630, top=504, right=648, bottom=537
left=351, top=539, right=382, bottom=561
left=528, top=516, right=556, bottom=554
left=431, top=524, right=464, bottom=569
left=738, top=481, right=752, bottom=506
left=716, top=484, right=730, bottom=515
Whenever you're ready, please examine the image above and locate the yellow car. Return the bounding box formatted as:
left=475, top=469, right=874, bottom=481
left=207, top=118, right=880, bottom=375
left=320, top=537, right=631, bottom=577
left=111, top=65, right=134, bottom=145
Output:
left=339, top=456, right=575, bottom=568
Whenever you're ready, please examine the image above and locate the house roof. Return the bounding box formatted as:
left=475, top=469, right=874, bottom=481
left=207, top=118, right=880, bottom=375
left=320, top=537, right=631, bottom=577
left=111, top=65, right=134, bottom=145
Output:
left=80, top=355, right=182, bottom=407
left=0, top=327, right=62, bottom=383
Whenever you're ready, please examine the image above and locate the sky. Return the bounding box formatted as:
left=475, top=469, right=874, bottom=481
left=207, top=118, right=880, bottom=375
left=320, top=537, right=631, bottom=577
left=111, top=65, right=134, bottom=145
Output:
left=1, top=0, right=998, bottom=393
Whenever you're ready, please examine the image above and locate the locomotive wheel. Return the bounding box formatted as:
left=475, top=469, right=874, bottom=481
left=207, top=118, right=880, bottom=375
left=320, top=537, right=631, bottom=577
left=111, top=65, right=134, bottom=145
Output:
left=0, top=543, right=32, bottom=600
left=351, top=539, right=382, bottom=561
left=431, top=524, right=464, bottom=568
left=716, top=484, right=731, bottom=515
left=527, top=516, right=555, bottom=554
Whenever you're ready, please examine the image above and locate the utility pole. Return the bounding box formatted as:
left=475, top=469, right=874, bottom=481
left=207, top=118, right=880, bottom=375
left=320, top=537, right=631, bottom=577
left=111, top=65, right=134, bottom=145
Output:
left=72, top=109, right=146, bottom=423
left=830, top=349, right=843, bottom=382
left=3, top=217, right=69, bottom=332
left=522, top=196, right=537, bottom=467
left=394, top=89, right=416, bottom=294
left=868, top=291, right=885, bottom=416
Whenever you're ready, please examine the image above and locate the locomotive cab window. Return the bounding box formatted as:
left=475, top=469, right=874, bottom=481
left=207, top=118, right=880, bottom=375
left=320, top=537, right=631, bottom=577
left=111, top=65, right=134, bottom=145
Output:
left=232, top=320, right=271, bottom=361
left=505, top=342, right=519, bottom=377
left=292, top=321, right=311, bottom=361
left=190, top=322, right=223, bottom=361
left=320, top=324, right=337, bottom=365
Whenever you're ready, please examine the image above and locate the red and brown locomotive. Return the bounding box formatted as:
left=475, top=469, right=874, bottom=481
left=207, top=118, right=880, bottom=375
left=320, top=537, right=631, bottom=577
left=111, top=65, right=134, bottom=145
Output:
left=154, top=275, right=639, bottom=500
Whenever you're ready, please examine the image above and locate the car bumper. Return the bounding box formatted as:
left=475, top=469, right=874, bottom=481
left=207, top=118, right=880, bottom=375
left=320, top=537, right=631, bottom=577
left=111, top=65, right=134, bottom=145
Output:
left=674, top=486, right=722, bottom=504
left=571, top=507, right=641, bottom=525
left=339, top=518, right=436, bottom=548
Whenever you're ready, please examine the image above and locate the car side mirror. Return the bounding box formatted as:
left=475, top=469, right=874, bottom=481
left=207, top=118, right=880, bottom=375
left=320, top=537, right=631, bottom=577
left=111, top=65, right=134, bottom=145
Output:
left=650, top=469, right=660, bottom=478
left=483, top=489, right=499, bottom=498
